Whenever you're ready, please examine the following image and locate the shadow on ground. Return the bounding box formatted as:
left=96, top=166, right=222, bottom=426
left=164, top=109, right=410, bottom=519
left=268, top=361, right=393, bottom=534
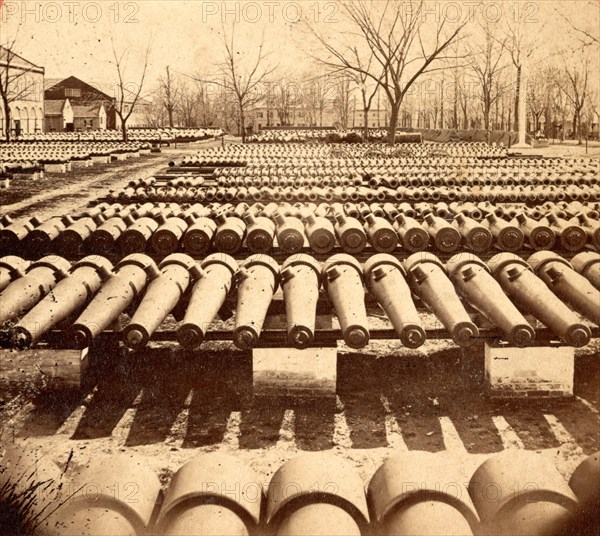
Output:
left=7, top=344, right=600, bottom=454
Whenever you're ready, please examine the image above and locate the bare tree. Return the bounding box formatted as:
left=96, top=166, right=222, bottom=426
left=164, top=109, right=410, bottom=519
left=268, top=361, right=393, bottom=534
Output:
left=202, top=24, right=276, bottom=142
left=0, top=35, right=42, bottom=141
left=142, top=94, right=166, bottom=127
left=346, top=48, right=383, bottom=140
left=550, top=72, right=569, bottom=141
left=305, top=0, right=466, bottom=144
left=196, top=81, right=216, bottom=127
left=582, top=88, right=598, bottom=139
left=557, top=58, right=590, bottom=143
left=455, top=68, right=473, bottom=130
left=272, top=77, right=299, bottom=127
left=501, top=16, right=538, bottom=131
left=333, top=74, right=352, bottom=128
left=527, top=68, right=551, bottom=134
left=470, top=24, right=508, bottom=130
left=309, top=78, right=330, bottom=127
left=111, top=38, right=151, bottom=141
left=210, top=82, right=240, bottom=133
left=299, top=78, right=321, bottom=126
left=178, top=81, right=198, bottom=127
left=555, top=2, right=599, bottom=48
left=446, top=40, right=466, bottom=130
left=159, top=66, right=179, bottom=128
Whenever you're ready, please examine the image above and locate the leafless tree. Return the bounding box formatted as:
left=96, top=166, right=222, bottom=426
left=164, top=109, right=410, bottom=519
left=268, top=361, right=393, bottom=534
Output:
left=0, top=34, right=42, bottom=141
left=555, top=2, right=599, bottom=48
left=333, top=74, right=352, bottom=128
left=557, top=57, right=590, bottom=143
left=159, top=66, right=179, bottom=128
left=550, top=73, right=569, bottom=141
left=272, top=77, right=300, bottom=127
left=305, top=0, right=467, bottom=144
left=142, top=94, right=166, bottom=127
left=501, top=17, right=538, bottom=131
left=527, top=68, right=551, bottom=134
left=470, top=24, right=508, bottom=130
left=111, top=37, right=151, bottom=141
left=450, top=49, right=474, bottom=131
left=346, top=48, right=383, bottom=140
left=456, top=74, right=475, bottom=130
left=582, top=88, right=598, bottom=138
left=201, top=23, right=276, bottom=142
left=210, top=82, right=240, bottom=133
left=306, top=78, right=330, bottom=127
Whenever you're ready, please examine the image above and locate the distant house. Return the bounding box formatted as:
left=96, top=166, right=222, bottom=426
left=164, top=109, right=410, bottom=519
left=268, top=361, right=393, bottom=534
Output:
left=44, top=76, right=116, bottom=129
left=115, top=97, right=153, bottom=129
left=44, top=99, right=106, bottom=132
left=0, top=45, right=45, bottom=138
left=250, top=103, right=337, bottom=132
left=72, top=103, right=107, bottom=130
left=44, top=99, right=74, bottom=131
left=352, top=108, right=388, bottom=128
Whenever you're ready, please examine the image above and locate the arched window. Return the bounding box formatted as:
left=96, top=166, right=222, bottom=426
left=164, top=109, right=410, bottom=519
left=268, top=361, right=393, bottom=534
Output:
left=22, top=107, right=30, bottom=132
left=12, top=106, right=22, bottom=135
left=33, top=106, right=42, bottom=132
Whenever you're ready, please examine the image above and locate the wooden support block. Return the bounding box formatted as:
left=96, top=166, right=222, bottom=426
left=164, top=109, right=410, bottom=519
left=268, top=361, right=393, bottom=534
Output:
left=43, top=163, right=67, bottom=173
left=71, top=159, right=92, bottom=169
left=484, top=342, right=574, bottom=398
left=0, top=347, right=89, bottom=391
left=253, top=346, right=337, bottom=397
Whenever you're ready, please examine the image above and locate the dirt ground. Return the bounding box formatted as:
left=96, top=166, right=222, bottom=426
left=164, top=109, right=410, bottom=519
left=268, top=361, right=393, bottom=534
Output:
left=1, top=140, right=226, bottom=220
left=0, top=139, right=598, bottom=493
left=1, top=339, right=598, bottom=489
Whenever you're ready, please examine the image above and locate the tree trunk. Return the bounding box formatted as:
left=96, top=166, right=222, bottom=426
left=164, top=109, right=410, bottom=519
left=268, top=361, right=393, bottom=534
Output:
left=122, top=121, right=128, bottom=142
left=3, top=99, right=10, bottom=142
left=494, top=96, right=499, bottom=131
left=387, top=102, right=400, bottom=145
left=363, top=109, right=369, bottom=141
left=168, top=107, right=174, bottom=128
left=239, top=103, right=246, bottom=143
left=576, top=110, right=582, bottom=144
left=483, top=99, right=491, bottom=130
left=453, top=80, right=458, bottom=129
left=572, top=111, right=578, bottom=142
left=440, top=84, right=444, bottom=129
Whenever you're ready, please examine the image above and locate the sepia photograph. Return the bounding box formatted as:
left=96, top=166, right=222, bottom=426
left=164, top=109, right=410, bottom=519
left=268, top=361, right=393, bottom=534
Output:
left=0, top=0, right=599, bottom=534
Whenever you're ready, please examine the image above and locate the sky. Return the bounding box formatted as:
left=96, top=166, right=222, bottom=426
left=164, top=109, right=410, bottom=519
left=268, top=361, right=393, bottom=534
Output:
left=1, top=0, right=598, bottom=98
left=0, top=0, right=311, bottom=92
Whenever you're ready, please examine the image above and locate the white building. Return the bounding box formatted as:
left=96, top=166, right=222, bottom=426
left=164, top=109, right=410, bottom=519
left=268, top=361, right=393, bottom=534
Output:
left=250, top=104, right=337, bottom=132
left=0, top=46, right=45, bottom=138
left=352, top=108, right=388, bottom=129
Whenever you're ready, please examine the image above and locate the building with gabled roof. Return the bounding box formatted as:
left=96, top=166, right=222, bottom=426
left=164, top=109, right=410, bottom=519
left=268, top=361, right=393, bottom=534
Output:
left=44, top=99, right=73, bottom=131
left=72, top=102, right=107, bottom=130
left=44, top=76, right=116, bottom=129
